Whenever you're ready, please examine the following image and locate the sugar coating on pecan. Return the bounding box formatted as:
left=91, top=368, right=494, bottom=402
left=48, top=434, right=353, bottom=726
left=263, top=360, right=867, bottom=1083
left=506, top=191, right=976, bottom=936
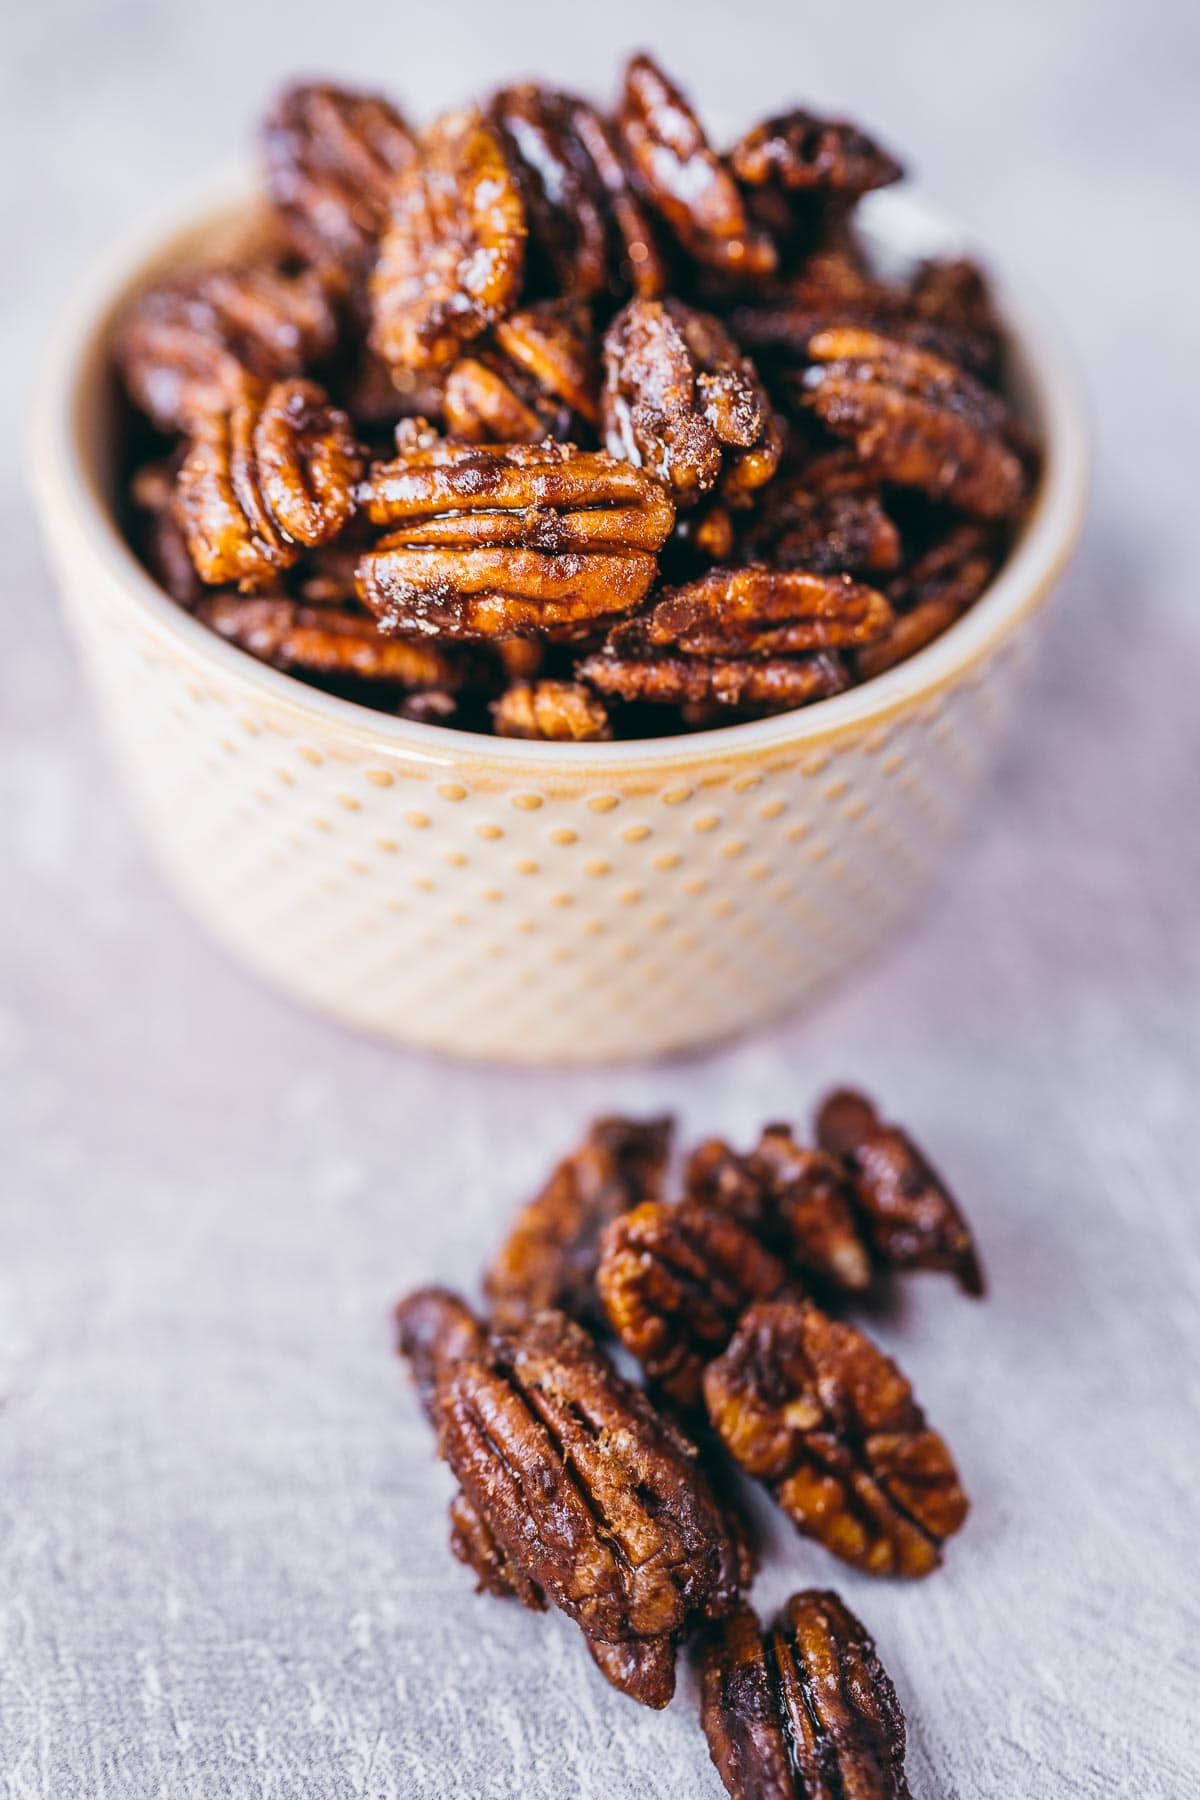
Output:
left=491, top=84, right=666, bottom=301
left=370, top=108, right=526, bottom=373
left=815, top=1088, right=985, bottom=1295
left=577, top=643, right=849, bottom=713
left=615, top=565, right=894, bottom=657
left=175, top=378, right=362, bottom=589
left=115, top=264, right=340, bottom=434
left=491, top=679, right=612, bottom=742
left=802, top=327, right=1027, bottom=519
left=193, top=596, right=468, bottom=691
left=444, top=300, right=599, bottom=443
left=617, top=55, right=776, bottom=277
left=730, top=108, right=903, bottom=198
left=484, top=1115, right=673, bottom=1326
left=856, top=522, right=999, bottom=680
left=597, top=1199, right=794, bottom=1408
left=262, top=82, right=416, bottom=279
left=602, top=298, right=780, bottom=507
left=703, top=1298, right=968, bottom=1576
left=356, top=430, right=674, bottom=639
left=700, top=1591, right=910, bottom=1800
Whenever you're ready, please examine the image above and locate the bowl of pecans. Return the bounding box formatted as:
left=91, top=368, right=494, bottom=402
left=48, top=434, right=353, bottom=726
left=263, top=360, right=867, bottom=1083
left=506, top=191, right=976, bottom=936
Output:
left=33, top=58, right=1087, bottom=1063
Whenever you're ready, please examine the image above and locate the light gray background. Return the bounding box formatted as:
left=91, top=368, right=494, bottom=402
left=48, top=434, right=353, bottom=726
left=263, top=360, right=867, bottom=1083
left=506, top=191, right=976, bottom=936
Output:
left=3, top=2, right=1198, bottom=1795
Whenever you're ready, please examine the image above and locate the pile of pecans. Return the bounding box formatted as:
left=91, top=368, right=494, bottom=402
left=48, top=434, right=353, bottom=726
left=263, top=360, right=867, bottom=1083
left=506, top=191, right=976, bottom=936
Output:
left=114, top=57, right=1038, bottom=741
left=397, top=1089, right=984, bottom=1796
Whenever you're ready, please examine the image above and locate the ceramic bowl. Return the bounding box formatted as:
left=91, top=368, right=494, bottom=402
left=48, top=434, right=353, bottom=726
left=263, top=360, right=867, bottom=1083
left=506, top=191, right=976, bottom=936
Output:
left=32, top=182, right=1088, bottom=1063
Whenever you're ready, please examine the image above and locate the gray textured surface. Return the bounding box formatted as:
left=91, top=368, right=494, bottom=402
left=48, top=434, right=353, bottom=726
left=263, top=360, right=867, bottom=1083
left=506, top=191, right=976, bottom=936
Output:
left=3, top=2, right=1199, bottom=1795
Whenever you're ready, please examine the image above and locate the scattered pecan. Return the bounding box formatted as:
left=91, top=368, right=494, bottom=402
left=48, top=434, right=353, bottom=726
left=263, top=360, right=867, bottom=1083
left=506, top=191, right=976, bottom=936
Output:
left=731, top=108, right=903, bottom=199
left=856, top=521, right=999, bottom=679
left=491, top=85, right=666, bottom=300
left=617, top=55, right=776, bottom=277
left=700, top=1591, right=910, bottom=1799
left=397, top=1294, right=744, bottom=1706
left=577, top=643, right=849, bottom=713
left=816, top=1089, right=984, bottom=1295
left=193, top=596, right=469, bottom=691
left=115, top=263, right=340, bottom=433
left=370, top=108, right=526, bottom=373
left=356, top=430, right=674, bottom=638
left=175, top=378, right=361, bottom=589
left=262, top=82, right=416, bottom=282
left=483, top=1115, right=673, bottom=1326
left=444, top=300, right=599, bottom=443
left=602, top=298, right=781, bottom=507
left=613, top=565, right=893, bottom=656
left=802, top=327, right=1027, bottom=519
left=703, top=1298, right=968, bottom=1575
left=491, top=679, right=611, bottom=741
left=597, top=1199, right=793, bottom=1408
left=741, top=453, right=902, bottom=577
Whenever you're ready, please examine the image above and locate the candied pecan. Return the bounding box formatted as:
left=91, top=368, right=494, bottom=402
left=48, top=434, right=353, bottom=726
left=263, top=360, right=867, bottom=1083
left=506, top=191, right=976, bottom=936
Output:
left=262, top=82, right=416, bottom=281
left=491, top=679, right=611, bottom=742
left=129, top=461, right=203, bottom=608
left=741, top=454, right=902, bottom=578
left=484, top=1115, right=673, bottom=1326
left=194, top=596, right=469, bottom=691
left=444, top=300, right=599, bottom=443
left=730, top=109, right=903, bottom=199
left=815, top=1089, right=984, bottom=1296
left=703, top=1298, right=968, bottom=1576
left=602, top=299, right=781, bottom=507
left=700, top=1592, right=910, bottom=1799
left=577, top=643, right=849, bottom=713
left=802, top=327, right=1027, bottom=519
left=855, top=521, right=999, bottom=679
left=356, top=431, right=674, bottom=639
left=614, top=565, right=893, bottom=657
left=175, top=379, right=362, bottom=589
left=597, top=1199, right=793, bottom=1408
left=394, top=1285, right=489, bottom=1421
left=370, top=108, right=526, bottom=373
left=115, top=263, right=340, bottom=434
left=490, top=85, right=666, bottom=300
left=617, top=55, right=776, bottom=278
left=909, top=256, right=1004, bottom=378
left=399, top=1299, right=744, bottom=1706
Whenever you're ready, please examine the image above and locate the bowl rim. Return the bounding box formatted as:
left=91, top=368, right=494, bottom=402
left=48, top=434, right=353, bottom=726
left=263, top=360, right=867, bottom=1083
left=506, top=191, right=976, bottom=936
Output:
left=31, top=175, right=1090, bottom=777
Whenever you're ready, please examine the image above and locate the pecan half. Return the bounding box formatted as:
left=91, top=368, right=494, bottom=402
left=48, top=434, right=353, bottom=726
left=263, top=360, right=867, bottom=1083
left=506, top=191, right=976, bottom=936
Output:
left=703, top=1298, right=968, bottom=1575
left=356, top=431, right=674, bottom=639
left=176, top=379, right=362, bottom=589
left=577, top=643, right=849, bottom=713
left=193, top=596, right=468, bottom=691
left=740, top=455, right=902, bottom=578
left=700, top=1592, right=910, bottom=1799
left=394, top=1284, right=488, bottom=1421
left=262, top=82, right=416, bottom=282
left=115, top=263, right=340, bottom=433
left=484, top=1115, right=673, bottom=1326
left=855, top=522, right=999, bottom=680
left=802, top=327, right=1027, bottom=519
left=613, top=565, right=893, bottom=656
left=370, top=108, right=526, bottom=373
left=129, top=461, right=204, bottom=608
left=602, top=298, right=781, bottom=507
left=444, top=300, right=599, bottom=443
left=397, top=1294, right=744, bottom=1706
left=597, top=1199, right=793, bottom=1408
left=491, top=84, right=666, bottom=300
left=491, top=679, right=611, bottom=742
left=617, top=55, right=776, bottom=278
left=730, top=109, right=903, bottom=199
left=815, top=1089, right=984, bottom=1295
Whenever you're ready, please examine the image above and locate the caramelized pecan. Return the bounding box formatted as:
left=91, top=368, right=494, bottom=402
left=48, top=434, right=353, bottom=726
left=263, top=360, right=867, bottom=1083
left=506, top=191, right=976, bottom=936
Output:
left=394, top=1284, right=488, bottom=1421
left=602, top=298, right=780, bottom=506
left=617, top=55, right=776, bottom=277
left=815, top=1088, right=984, bottom=1295
left=597, top=1199, right=793, bottom=1408
left=731, top=109, right=903, bottom=198
left=356, top=430, right=674, bottom=638
left=444, top=300, right=599, bottom=443
left=700, top=1592, right=910, bottom=1799
left=484, top=1115, right=673, bottom=1326
left=370, top=109, right=526, bottom=372
left=855, top=522, right=999, bottom=680
left=490, top=85, right=666, bottom=300
left=262, top=82, right=416, bottom=281
left=175, top=378, right=361, bottom=589
left=491, top=679, right=611, bottom=742
left=115, top=264, right=340, bottom=433
left=576, top=643, right=849, bottom=713
left=740, top=455, right=902, bottom=577
left=193, top=596, right=469, bottom=691
left=703, top=1298, right=968, bottom=1575
left=129, top=461, right=204, bottom=608
left=614, top=565, right=893, bottom=656
left=802, top=327, right=1027, bottom=519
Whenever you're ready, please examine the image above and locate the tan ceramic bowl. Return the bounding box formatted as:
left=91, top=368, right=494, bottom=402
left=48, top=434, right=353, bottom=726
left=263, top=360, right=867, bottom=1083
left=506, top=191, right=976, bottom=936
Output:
left=32, top=182, right=1088, bottom=1063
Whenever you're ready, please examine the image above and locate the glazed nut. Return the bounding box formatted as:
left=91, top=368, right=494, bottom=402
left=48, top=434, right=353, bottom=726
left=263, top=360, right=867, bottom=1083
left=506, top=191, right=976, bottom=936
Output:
left=491, top=679, right=612, bottom=742
left=615, top=565, right=894, bottom=657
left=356, top=432, right=675, bottom=639
left=815, top=1088, right=985, bottom=1294
left=577, top=643, right=850, bottom=713
left=443, top=299, right=600, bottom=443
left=730, top=108, right=903, bottom=197
left=740, top=456, right=902, bottom=577
left=700, top=1592, right=910, bottom=1800
left=703, top=1298, right=969, bottom=1576
left=193, top=596, right=469, bottom=691
left=602, top=298, right=781, bottom=507
left=370, top=108, right=526, bottom=372
left=483, top=1115, right=673, bottom=1325
left=856, top=522, right=999, bottom=681
left=175, top=379, right=362, bottom=590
